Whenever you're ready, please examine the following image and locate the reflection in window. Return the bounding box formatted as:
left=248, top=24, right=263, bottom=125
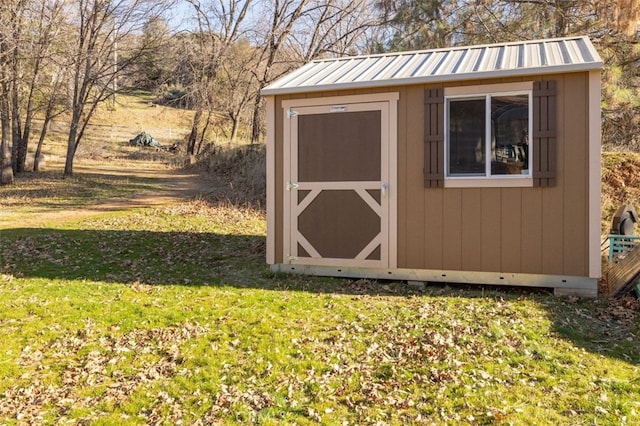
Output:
left=448, top=98, right=485, bottom=176
left=446, top=91, right=530, bottom=178
left=491, top=95, right=529, bottom=175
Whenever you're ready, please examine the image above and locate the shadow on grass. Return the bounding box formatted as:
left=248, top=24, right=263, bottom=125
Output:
left=0, top=228, right=269, bottom=288
left=1, top=227, right=638, bottom=366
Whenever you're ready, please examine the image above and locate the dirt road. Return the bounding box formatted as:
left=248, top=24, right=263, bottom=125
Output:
left=0, top=162, right=215, bottom=228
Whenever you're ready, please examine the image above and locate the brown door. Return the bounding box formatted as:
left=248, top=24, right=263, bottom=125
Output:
left=285, top=99, right=394, bottom=268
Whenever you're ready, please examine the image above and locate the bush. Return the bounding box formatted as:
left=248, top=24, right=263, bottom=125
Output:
left=195, top=143, right=266, bottom=208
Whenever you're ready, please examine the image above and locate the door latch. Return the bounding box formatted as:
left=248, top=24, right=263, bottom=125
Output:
left=287, top=181, right=299, bottom=191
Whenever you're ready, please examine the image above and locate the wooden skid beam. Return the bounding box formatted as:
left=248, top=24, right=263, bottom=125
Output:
left=605, top=245, right=640, bottom=297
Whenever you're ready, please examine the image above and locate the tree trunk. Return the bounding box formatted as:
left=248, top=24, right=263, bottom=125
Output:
left=10, top=81, right=24, bottom=173
left=196, top=110, right=212, bottom=155
left=554, top=0, right=568, bottom=37
left=250, top=95, right=262, bottom=144
left=0, top=82, right=14, bottom=185
left=64, top=107, right=81, bottom=176
left=33, top=116, right=51, bottom=172
left=230, top=113, right=239, bottom=143
left=187, top=108, right=203, bottom=155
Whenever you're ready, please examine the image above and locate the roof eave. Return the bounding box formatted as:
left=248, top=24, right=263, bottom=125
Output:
left=261, top=62, right=602, bottom=97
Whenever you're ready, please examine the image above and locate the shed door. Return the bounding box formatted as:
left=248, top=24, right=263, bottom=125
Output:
left=284, top=98, right=396, bottom=268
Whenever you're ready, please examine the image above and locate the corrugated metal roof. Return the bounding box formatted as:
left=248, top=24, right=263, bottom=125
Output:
left=261, top=36, right=602, bottom=96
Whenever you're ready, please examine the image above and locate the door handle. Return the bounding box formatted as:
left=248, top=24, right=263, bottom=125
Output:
left=381, top=182, right=388, bottom=196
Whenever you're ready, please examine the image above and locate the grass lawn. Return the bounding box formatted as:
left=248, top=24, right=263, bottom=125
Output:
left=0, top=90, right=638, bottom=424
left=0, top=197, right=639, bottom=425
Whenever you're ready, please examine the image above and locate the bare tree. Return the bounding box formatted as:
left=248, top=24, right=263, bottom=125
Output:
left=248, top=0, right=309, bottom=143
left=0, top=0, right=21, bottom=185
left=33, top=61, right=68, bottom=172
left=216, top=39, right=261, bottom=142
left=6, top=0, right=67, bottom=174
left=62, top=0, right=169, bottom=176
left=249, top=0, right=381, bottom=143
left=181, top=0, right=254, bottom=155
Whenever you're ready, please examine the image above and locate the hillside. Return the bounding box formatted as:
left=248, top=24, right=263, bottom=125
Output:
left=602, top=152, right=640, bottom=231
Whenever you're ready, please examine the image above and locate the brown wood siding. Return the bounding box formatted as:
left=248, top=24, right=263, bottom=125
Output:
left=480, top=189, right=501, bottom=272
left=520, top=189, right=543, bottom=273
left=501, top=188, right=522, bottom=272
left=442, top=189, right=463, bottom=270
left=461, top=189, right=482, bottom=271
left=273, top=72, right=592, bottom=277
left=562, top=74, right=588, bottom=275
left=403, top=86, right=425, bottom=268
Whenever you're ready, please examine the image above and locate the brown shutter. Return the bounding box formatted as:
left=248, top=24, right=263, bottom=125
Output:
left=424, top=87, right=445, bottom=188
left=532, top=80, right=557, bottom=187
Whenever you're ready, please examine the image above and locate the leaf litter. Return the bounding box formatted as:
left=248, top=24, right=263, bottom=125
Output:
left=0, top=319, right=208, bottom=424
left=1, top=202, right=639, bottom=424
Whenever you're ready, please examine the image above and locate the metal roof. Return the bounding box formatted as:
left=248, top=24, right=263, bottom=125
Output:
left=261, top=36, right=602, bottom=96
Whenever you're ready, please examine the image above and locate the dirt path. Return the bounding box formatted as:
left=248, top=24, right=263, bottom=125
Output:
left=74, top=164, right=215, bottom=209
left=0, top=162, right=215, bottom=228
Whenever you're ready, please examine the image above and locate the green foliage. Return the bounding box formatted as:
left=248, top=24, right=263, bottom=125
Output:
left=379, top=0, right=640, bottom=150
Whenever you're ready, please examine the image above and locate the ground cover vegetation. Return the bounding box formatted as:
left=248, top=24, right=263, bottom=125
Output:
left=1, top=0, right=640, bottom=424
left=0, top=198, right=639, bottom=425
left=0, top=91, right=638, bottom=424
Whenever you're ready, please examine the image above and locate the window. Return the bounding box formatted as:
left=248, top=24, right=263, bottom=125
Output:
left=445, top=84, right=532, bottom=184
left=424, top=81, right=556, bottom=188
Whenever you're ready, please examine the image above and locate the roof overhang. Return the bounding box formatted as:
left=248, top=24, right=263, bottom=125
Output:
left=262, top=36, right=603, bottom=96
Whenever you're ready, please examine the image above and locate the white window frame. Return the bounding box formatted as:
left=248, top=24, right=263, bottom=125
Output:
left=444, top=82, right=534, bottom=188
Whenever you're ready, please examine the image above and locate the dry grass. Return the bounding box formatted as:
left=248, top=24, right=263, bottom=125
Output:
left=191, top=144, right=266, bottom=208
left=92, top=91, right=195, bottom=130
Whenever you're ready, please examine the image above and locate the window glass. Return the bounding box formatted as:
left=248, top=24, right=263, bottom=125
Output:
left=448, top=98, right=485, bottom=176
left=446, top=90, right=530, bottom=179
left=491, top=95, right=529, bottom=175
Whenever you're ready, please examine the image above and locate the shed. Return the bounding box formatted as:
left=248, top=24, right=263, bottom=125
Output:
left=261, top=36, right=603, bottom=297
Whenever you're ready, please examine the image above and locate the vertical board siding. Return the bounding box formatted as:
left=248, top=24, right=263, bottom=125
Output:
left=480, top=189, right=502, bottom=272
left=424, top=190, right=444, bottom=269
left=501, top=188, right=522, bottom=272
left=442, top=189, right=463, bottom=270
left=417, top=74, right=588, bottom=276
left=541, top=186, right=565, bottom=274
left=275, top=72, right=591, bottom=278
left=520, top=189, right=543, bottom=273
left=562, top=73, right=588, bottom=276
left=424, top=88, right=445, bottom=187
left=461, top=189, right=482, bottom=271
left=538, top=76, right=564, bottom=275
left=404, top=86, right=426, bottom=268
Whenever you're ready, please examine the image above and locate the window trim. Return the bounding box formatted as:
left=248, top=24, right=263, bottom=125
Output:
left=444, top=82, right=534, bottom=188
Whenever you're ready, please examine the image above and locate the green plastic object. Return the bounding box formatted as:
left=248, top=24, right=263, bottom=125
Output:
left=634, top=283, right=640, bottom=299
left=129, top=132, right=160, bottom=147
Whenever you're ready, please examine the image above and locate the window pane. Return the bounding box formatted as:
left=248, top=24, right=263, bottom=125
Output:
left=448, top=99, right=486, bottom=176
left=491, top=95, right=529, bottom=175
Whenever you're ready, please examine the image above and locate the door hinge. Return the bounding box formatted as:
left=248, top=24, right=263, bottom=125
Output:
left=287, top=181, right=299, bottom=191
left=287, top=108, right=299, bottom=118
